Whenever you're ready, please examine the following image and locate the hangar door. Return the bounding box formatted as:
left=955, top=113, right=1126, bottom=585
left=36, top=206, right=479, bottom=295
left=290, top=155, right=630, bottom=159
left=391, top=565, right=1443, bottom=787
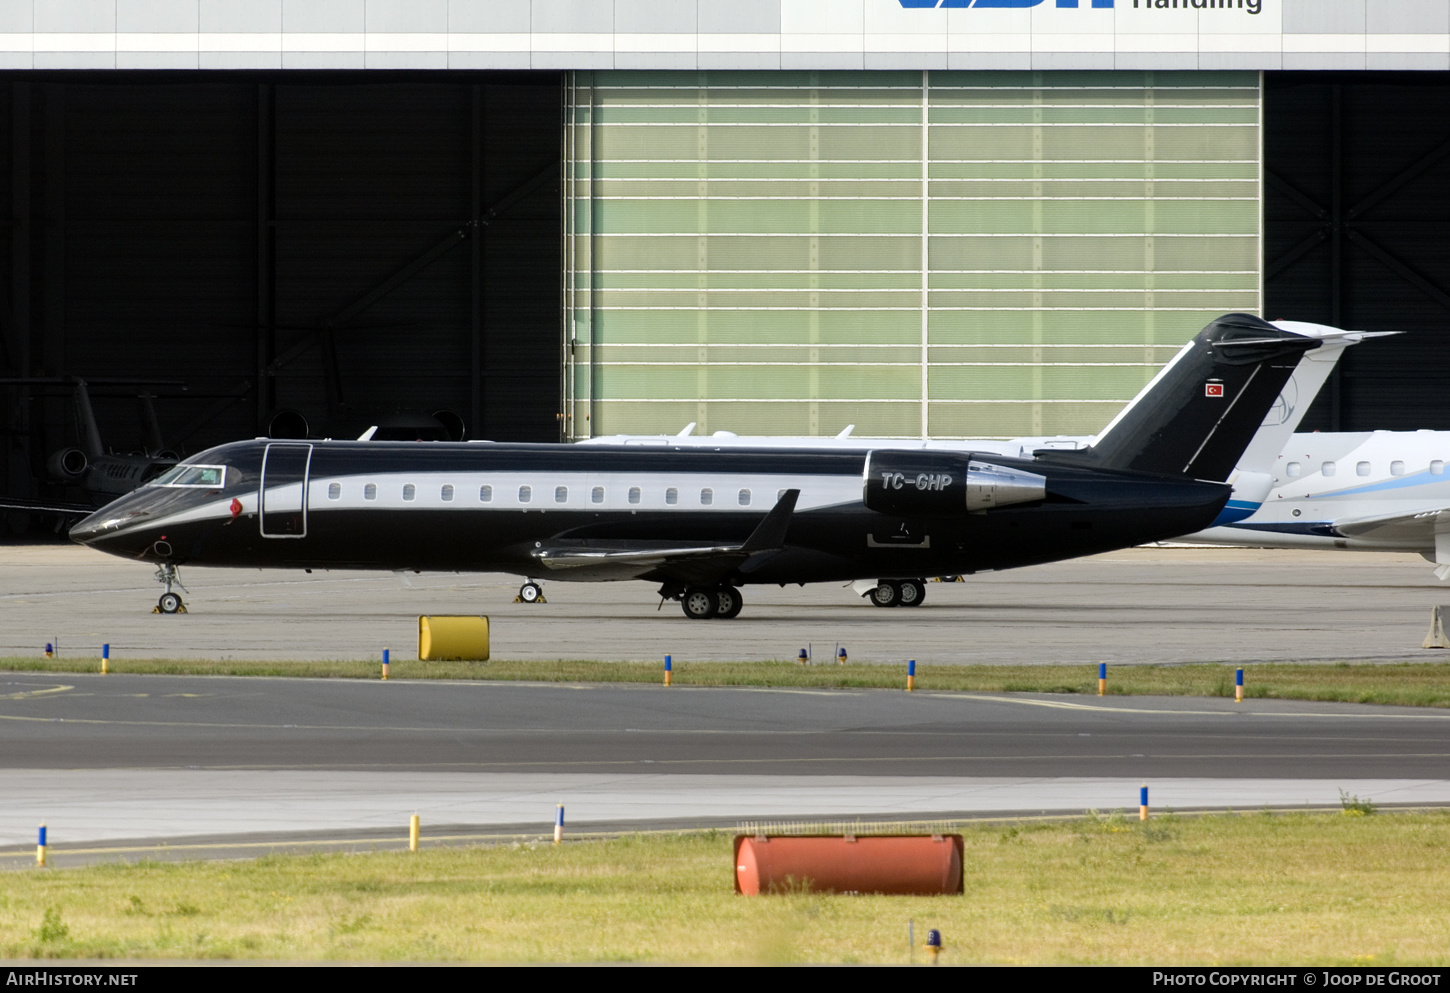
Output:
left=563, top=70, right=1262, bottom=441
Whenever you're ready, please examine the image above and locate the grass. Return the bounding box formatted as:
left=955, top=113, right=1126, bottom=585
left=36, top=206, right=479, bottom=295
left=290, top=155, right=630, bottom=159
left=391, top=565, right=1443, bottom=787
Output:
left=8, top=656, right=1450, bottom=707
left=5, top=811, right=1450, bottom=963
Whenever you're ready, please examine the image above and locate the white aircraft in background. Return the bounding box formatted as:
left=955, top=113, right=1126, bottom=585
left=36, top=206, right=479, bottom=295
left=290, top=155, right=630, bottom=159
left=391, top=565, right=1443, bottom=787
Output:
left=581, top=319, right=1399, bottom=599
left=1188, top=431, right=1450, bottom=579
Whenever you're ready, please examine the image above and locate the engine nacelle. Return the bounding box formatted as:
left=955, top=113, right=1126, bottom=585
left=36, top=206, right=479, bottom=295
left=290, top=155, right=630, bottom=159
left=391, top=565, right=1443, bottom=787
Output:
left=863, top=450, right=1046, bottom=516
left=46, top=447, right=89, bottom=481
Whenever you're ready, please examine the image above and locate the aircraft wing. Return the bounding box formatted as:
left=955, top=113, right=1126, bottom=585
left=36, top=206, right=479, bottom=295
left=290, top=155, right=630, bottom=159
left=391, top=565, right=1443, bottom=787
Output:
left=530, top=489, right=799, bottom=585
left=1329, top=508, right=1447, bottom=546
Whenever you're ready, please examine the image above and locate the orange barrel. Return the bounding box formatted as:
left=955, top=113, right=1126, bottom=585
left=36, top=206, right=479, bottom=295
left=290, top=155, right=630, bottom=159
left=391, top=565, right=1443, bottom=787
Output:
left=733, top=834, right=963, bottom=896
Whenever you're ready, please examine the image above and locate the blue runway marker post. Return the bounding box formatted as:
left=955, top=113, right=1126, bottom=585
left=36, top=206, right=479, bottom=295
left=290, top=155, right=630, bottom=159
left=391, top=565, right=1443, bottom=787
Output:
left=382, top=647, right=390, bottom=681
left=1140, top=784, right=1149, bottom=822
left=1098, top=662, right=1107, bottom=696
left=907, top=659, right=916, bottom=692
left=797, top=647, right=809, bottom=666
left=44, top=643, right=53, bottom=659
left=554, top=804, right=564, bottom=845
left=926, top=928, right=943, bottom=965
left=837, top=646, right=847, bottom=665
left=1235, top=667, right=1244, bottom=703
left=663, top=654, right=672, bottom=687
left=101, top=643, right=109, bottom=676
left=36, top=824, right=46, bottom=867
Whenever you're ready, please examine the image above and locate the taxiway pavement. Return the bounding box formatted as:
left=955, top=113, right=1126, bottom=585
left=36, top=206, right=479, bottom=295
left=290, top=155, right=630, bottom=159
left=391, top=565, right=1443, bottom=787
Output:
left=0, top=543, right=1442, bottom=665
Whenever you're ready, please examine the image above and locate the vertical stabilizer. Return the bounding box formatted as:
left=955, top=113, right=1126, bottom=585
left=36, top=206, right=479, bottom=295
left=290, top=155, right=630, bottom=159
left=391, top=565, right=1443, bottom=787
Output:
left=1044, top=314, right=1321, bottom=481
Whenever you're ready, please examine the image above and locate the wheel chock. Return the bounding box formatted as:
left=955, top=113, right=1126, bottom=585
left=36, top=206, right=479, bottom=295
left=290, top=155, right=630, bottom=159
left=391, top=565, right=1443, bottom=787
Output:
left=512, top=594, right=547, bottom=604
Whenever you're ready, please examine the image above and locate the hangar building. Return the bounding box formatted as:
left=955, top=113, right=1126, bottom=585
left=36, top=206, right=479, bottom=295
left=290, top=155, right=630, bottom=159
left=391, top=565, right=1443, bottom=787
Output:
left=2, top=1, right=1448, bottom=533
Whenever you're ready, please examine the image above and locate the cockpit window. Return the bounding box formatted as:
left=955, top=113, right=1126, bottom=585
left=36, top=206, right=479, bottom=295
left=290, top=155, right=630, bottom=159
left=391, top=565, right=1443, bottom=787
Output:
left=149, top=464, right=226, bottom=488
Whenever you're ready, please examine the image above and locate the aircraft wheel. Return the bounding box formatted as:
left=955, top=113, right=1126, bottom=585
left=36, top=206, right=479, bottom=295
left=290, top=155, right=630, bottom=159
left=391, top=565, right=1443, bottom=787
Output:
left=716, top=586, right=744, bottom=619
left=681, top=587, right=721, bottom=620
left=898, top=580, right=926, bottom=608
left=868, top=581, right=899, bottom=608
left=158, top=592, right=184, bottom=614
left=519, top=582, right=544, bottom=604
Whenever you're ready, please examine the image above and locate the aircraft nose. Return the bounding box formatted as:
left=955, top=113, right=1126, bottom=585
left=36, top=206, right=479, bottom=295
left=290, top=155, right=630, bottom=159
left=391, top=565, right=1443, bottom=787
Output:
left=69, top=507, right=150, bottom=547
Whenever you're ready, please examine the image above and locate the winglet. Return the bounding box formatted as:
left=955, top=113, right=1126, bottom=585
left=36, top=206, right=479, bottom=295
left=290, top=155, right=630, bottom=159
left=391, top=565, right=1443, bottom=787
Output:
left=741, top=488, right=798, bottom=553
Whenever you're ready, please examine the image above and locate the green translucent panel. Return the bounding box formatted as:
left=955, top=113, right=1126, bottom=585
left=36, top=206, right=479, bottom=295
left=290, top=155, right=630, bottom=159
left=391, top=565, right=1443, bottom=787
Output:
left=597, top=344, right=922, bottom=365
left=597, top=161, right=925, bottom=180
left=595, top=70, right=925, bottom=90
left=595, top=309, right=921, bottom=343
left=931, top=272, right=1258, bottom=291
left=598, top=288, right=922, bottom=310
left=597, top=125, right=921, bottom=163
left=929, top=199, right=1256, bottom=236
left=595, top=199, right=921, bottom=235
left=600, top=271, right=923, bottom=291
left=597, top=363, right=920, bottom=401
left=930, top=87, right=1257, bottom=107
left=928, top=71, right=1257, bottom=89
left=568, top=71, right=1261, bottom=440
left=929, top=289, right=1258, bottom=311
left=930, top=161, right=1259, bottom=180
left=597, top=105, right=922, bottom=126
left=928, top=344, right=1181, bottom=365
left=599, top=179, right=922, bottom=199
left=927, top=308, right=1228, bottom=342
left=929, top=363, right=1152, bottom=402
left=929, top=179, right=1256, bottom=199
left=595, top=400, right=923, bottom=439
left=926, top=401, right=1123, bottom=438
left=596, top=235, right=922, bottom=271
left=929, top=106, right=1256, bottom=126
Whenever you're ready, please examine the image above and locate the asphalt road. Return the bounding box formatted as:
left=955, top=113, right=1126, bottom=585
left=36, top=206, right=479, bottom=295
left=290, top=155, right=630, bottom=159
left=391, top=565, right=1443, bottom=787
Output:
left=4, top=672, right=1449, bottom=779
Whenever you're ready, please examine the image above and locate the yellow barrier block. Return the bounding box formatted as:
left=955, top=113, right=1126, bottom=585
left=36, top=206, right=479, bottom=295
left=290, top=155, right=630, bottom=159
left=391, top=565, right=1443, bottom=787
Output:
left=418, top=615, right=490, bottom=661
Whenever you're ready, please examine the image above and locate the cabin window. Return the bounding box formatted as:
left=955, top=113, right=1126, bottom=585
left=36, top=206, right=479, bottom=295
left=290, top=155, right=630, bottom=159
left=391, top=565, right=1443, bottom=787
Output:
left=555, top=485, right=568, bottom=504
left=1435, top=461, right=1446, bottom=476
left=700, top=488, right=713, bottom=506
left=739, top=488, right=751, bottom=506
left=1391, top=461, right=1406, bottom=477
left=479, top=484, right=493, bottom=502
left=665, top=487, right=678, bottom=505
left=402, top=484, right=416, bottom=501
left=1285, top=462, right=1302, bottom=478
left=591, top=486, right=604, bottom=504
left=441, top=484, right=454, bottom=501
left=519, top=485, right=532, bottom=503
left=628, top=486, right=641, bottom=505
left=328, top=482, right=341, bottom=500
left=1322, top=462, right=1336, bottom=477
left=1356, top=462, right=1371, bottom=477
left=363, top=483, right=377, bottom=500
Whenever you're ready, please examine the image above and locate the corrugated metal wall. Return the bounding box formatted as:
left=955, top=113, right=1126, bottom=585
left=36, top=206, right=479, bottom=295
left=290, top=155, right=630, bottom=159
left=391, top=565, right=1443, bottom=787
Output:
left=564, top=69, right=1262, bottom=440
left=0, top=72, right=562, bottom=527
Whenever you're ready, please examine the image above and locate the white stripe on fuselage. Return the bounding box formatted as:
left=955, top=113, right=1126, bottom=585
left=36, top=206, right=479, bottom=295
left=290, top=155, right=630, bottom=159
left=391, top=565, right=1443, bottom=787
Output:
left=126, top=469, right=868, bottom=536
left=1190, top=430, right=1450, bottom=552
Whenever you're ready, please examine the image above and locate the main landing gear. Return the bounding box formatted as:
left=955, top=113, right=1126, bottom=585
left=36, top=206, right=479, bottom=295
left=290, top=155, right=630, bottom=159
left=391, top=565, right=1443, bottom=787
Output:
left=666, top=584, right=745, bottom=620
left=515, top=581, right=547, bottom=604
left=153, top=563, right=188, bottom=614
left=866, top=579, right=926, bottom=609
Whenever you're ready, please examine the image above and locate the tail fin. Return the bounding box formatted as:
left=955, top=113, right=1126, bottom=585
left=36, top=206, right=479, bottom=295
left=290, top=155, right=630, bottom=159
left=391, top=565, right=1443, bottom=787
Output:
left=1044, top=314, right=1321, bottom=481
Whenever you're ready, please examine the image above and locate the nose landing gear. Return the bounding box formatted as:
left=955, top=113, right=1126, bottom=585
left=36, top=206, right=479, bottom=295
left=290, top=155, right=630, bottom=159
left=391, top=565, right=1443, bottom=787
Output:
left=153, top=563, right=188, bottom=614
left=515, top=581, right=547, bottom=604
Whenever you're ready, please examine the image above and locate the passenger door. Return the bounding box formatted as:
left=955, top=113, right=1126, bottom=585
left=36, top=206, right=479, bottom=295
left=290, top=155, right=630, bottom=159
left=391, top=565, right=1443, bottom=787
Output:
left=259, top=443, right=312, bottom=538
